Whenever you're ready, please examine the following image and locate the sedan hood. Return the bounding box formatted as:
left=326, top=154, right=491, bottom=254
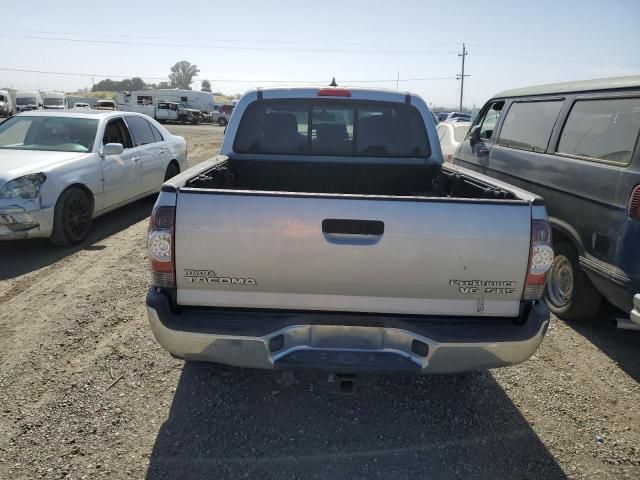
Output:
left=0, top=149, right=89, bottom=185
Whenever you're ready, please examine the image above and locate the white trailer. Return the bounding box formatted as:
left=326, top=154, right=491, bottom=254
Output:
left=42, top=91, right=68, bottom=110
left=115, top=89, right=216, bottom=113
left=15, top=91, right=43, bottom=112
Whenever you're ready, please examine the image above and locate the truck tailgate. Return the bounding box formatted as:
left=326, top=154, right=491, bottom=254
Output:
left=174, top=191, right=531, bottom=317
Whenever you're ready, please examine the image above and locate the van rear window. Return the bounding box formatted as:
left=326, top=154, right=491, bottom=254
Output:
left=557, top=98, right=640, bottom=165
left=233, top=100, right=430, bottom=158
left=498, top=101, right=563, bottom=152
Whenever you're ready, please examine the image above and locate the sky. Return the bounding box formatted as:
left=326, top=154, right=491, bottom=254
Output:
left=1, top=0, right=639, bottom=108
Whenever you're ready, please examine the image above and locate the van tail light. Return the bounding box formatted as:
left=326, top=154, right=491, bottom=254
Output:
left=148, top=206, right=175, bottom=288
left=318, top=88, right=351, bottom=97
left=628, top=185, right=640, bottom=221
left=523, top=220, right=554, bottom=300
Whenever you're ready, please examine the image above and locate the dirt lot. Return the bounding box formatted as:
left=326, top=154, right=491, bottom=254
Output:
left=0, top=123, right=639, bottom=479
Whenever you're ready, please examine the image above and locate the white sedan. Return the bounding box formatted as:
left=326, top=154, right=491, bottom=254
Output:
left=437, top=121, right=471, bottom=161
left=0, top=110, right=187, bottom=245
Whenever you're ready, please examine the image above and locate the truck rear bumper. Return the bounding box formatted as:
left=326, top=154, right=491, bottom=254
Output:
left=146, top=288, right=549, bottom=374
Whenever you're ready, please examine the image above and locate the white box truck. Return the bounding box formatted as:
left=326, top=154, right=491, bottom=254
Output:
left=15, top=91, right=42, bottom=112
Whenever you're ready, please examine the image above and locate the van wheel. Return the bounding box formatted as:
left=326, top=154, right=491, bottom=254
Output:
left=50, top=187, right=93, bottom=246
left=164, top=162, right=180, bottom=181
left=218, top=117, right=228, bottom=127
left=544, top=242, right=602, bottom=320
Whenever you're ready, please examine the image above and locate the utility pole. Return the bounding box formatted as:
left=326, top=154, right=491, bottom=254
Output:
left=456, top=43, right=470, bottom=111
left=396, top=71, right=400, bottom=90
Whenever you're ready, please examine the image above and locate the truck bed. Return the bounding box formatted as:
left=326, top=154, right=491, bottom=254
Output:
left=182, top=156, right=518, bottom=200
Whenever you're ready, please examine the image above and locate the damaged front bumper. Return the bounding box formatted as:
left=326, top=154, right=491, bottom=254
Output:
left=0, top=199, right=54, bottom=240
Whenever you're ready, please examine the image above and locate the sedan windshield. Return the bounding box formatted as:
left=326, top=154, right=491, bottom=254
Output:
left=0, top=116, right=98, bottom=153
left=17, top=97, right=36, bottom=105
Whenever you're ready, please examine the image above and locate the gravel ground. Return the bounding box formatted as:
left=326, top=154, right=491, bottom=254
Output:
left=0, top=123, right=639, bottom=479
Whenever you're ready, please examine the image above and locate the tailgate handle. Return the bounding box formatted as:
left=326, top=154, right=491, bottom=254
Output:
left=322, top=219, right=384, bottom=236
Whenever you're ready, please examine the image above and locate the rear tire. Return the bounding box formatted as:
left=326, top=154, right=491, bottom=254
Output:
left=544, top=242, right=602, bottom=320
left=50, top=187, right=93, bottom=246
left=164, top=162, right=180, bottom=181
left=218, top=117, right=228, bottom=127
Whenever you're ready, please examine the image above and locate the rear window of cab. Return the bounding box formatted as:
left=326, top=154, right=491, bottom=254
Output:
left=233, top=99, right=430, bottom=159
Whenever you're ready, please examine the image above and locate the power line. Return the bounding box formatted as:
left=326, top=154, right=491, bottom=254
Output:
left=0, top=33, right=459, bottom=55
left=0, top=67, right=456, bottom=84
left=2, top=28, right=624, bottom=58
left=1, top=27, right=463, bottom=48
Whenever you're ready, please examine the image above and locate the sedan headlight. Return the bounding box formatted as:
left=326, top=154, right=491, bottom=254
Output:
left=0, top=173, right=47, bottom=199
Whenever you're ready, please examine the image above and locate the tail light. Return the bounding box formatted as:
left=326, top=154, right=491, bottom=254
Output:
left=628, top=185, right=640, bottom=221
left=148, top=206, right=175, bottom=288
left=523, top=220, right=554, bottom=300
left=318, top=88, right=351, bottom=97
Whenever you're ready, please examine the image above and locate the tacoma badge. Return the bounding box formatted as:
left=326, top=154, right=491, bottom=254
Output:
left=184, top=269, right=257, bottom=286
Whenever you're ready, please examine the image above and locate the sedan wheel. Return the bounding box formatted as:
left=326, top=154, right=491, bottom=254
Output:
left=50, top=187, right=92, bottom=246
left=164, top=162, right=180, bottom=181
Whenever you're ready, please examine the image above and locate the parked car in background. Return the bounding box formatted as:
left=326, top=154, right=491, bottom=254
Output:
left=453, top=76, right=640, bottom=328
left=95, top=99, right=117, bottom=110
left=0, top=111, right=187, bottom=245
left=436, top=111, right=450, bottom=122
left=445, top=111, right=472, bottom=122
left=218, top=104, right=235, bottom=115
left=154, top=102, right=202, bottom=124
left=0, top=90, right=14, bottom=117
left=437, top=121, right=471, bottom=161
left=120, top=101, right=202, bottom=124
left=210, top=108, right=230, bottom=126
left=447, top=116, right=474, bottom=123
left=15, top=91, right=43, bottom=113
left=146, top=86, right=552, bottom=377
left=73, top=102, right=91, bottom=109
left=42, top=92, right=67, bottom=110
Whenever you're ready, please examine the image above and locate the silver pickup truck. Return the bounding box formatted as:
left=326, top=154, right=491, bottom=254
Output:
left=146, top=86, right=553, bottom=375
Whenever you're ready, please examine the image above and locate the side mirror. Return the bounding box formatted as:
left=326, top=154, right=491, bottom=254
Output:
left=102, top=143, right=124, bottom=156
left=468, top=125, right=481, bottom=144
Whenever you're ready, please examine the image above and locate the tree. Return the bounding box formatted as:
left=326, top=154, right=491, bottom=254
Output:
left=92, top=77, right=147, bottom=92
left=169, top=61, right=200, bottom=90
left=201, top=79, right=212, bottom=92
left=131, top=77, right=145, bottom=90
